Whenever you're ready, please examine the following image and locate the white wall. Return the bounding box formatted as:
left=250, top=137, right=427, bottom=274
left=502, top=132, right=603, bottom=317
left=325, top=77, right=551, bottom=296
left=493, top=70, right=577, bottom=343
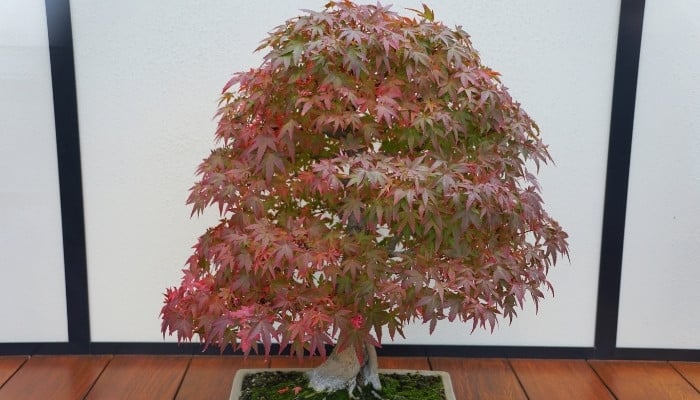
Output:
left=390, top=0, right=619, bottom=347
left=70, top=1, right=619, bottom=346
left=0, top=0, right=68, bottom=341
left=70, top=0, right=332, bottom=342
left=617, top=0, right=700, bottom=349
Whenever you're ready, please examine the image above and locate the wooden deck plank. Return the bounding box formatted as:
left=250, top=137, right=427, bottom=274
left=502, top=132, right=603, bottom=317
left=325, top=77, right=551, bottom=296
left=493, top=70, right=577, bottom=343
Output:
left=589, top=360, right=700, bottom=400
left=269, top=356, right=324, bottom=368
left=509, top=359, right=614, bottom=400
left=85, top=355, right=190, bottom=400
left=175, top=356, right=268, bottom=400
left=0, top=357, right=28, bottom=388
left=0, top=354, right=695, bottom=400
left=378, top=356, right=430, bottom=370
left=0, top=355, right=111, bottom=400
left=430, top=357, right=527, bottom=400
left=672, top=362, right=700, bottom=393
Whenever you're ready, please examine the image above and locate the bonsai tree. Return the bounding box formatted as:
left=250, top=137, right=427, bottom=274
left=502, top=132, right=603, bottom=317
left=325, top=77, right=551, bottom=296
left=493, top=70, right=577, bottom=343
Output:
left=162, top=0, right=569, bottom=395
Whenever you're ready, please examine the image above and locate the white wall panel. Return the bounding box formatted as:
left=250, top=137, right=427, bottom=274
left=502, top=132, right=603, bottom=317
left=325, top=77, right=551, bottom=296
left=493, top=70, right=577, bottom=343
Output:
left=390, top=0, right=619, bottom=347
left=0, top=0, right=68, bottom=342
left=71, top=1, right=618, bottom=345
left=617, top=0, right=700, bottom=349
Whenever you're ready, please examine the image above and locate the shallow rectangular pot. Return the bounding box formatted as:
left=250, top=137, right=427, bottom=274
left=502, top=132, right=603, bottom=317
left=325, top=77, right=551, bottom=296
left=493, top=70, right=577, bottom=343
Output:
left=230, top=368, right=456, bottom=400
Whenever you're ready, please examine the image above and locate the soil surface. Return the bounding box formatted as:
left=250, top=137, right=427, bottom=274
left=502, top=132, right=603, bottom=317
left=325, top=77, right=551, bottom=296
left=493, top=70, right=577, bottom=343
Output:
left=239, top=370, right=446, bottom=399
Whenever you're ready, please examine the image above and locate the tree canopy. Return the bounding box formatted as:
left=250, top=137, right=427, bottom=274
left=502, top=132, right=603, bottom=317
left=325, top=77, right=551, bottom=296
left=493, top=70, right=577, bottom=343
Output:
left=161, top=1, right=569, bottom=359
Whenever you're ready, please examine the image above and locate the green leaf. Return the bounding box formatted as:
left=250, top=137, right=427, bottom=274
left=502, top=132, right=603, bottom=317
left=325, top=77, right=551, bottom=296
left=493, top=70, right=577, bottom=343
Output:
left=407, top=3, right=435, bottom=22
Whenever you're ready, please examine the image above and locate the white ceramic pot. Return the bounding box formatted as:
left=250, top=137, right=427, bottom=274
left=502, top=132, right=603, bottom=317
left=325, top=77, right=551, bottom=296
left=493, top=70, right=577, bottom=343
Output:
left=230, top=368, right=456, bottom=399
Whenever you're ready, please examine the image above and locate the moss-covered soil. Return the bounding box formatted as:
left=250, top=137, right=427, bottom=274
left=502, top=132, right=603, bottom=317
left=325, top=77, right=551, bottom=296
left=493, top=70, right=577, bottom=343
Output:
left=238, top=371, right=446, bottom=400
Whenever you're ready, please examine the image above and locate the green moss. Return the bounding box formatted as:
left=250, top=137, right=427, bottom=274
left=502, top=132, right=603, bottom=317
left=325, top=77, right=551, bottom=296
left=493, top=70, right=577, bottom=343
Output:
left=238, top=371, right=446, bottom=400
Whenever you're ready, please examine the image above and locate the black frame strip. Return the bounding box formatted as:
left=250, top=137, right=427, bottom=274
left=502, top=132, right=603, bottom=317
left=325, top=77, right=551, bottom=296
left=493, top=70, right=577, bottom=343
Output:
left=0, top=343, right=596, bottom=359
left=45, top=0, right=91, bottom=347
left=593, top=0, right=646, bottom=359
left=3, top=343, right=700, bottom=361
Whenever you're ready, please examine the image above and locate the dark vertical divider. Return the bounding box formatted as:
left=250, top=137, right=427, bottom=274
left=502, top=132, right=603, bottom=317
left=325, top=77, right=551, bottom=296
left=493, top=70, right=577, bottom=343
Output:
left=594, top=0, right=646, bottom=358
left=45, top=0, right=91, bottom=348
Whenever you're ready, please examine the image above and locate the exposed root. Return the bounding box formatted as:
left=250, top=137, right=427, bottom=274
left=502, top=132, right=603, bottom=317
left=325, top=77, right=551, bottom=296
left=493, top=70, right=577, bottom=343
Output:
left=306, top=342, right=381, bottom=397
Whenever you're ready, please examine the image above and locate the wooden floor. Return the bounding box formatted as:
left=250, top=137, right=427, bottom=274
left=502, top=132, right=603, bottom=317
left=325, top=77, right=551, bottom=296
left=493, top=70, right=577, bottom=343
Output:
left=0, top=355, right=698, bottom=399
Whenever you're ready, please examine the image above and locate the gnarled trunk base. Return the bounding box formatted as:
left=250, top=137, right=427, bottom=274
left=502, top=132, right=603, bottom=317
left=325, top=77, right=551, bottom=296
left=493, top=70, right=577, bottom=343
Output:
left=306, top=342, right=381, bottom=397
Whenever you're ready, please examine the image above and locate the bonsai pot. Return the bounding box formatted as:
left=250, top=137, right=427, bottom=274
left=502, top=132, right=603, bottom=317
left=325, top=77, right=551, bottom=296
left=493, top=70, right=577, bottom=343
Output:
left=230, top=368, right=456, bottom=400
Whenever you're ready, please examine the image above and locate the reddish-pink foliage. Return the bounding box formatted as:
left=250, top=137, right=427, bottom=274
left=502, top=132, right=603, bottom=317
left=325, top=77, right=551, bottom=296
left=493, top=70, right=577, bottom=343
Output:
left=161, top=1, right=569, bottom=358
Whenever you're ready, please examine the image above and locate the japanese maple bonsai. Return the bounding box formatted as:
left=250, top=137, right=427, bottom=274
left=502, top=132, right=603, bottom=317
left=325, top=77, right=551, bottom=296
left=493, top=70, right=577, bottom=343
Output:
left=162, top=0, right=569, bottom=395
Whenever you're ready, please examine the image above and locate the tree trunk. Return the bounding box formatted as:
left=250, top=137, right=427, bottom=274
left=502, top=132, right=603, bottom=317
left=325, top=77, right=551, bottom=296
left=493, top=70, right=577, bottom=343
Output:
left=306, top=341, right=381, bottom=397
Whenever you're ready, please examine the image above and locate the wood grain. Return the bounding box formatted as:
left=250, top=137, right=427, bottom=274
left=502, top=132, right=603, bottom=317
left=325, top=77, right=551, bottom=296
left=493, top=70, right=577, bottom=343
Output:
left=430, top=357, right=526, bottom=400
left=378, top=356, right=430, bottom=370
left=509, top=359, right=614, bottom=400
left=0, top=357, right=27, bottom=387
left=590, top=360, right=700, bottom=400
left=175, top=356, right=268, bottom=400
left=672, top=362, right=700, bottom=393
left=85, top=355, right=189, bottom=400
left=0, top=354, right=696, bottom=399
left=269, top=356, right=324, bottom=368
left=0, top=355, right=110, bottom=400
